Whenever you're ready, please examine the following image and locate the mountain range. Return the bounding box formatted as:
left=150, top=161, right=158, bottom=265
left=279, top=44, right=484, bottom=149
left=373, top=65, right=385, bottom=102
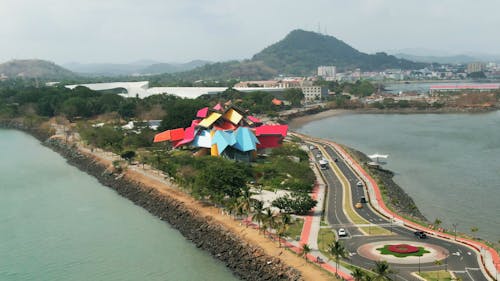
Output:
left=388, top=48, right=500, bottom=64
left=2, top=30, right=432, bottom=81
left=63, top=60, right=210, bottom=76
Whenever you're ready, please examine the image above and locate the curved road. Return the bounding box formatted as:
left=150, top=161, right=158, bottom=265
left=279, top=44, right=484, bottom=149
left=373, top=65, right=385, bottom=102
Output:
left=309, top=141, right=489, bottom=281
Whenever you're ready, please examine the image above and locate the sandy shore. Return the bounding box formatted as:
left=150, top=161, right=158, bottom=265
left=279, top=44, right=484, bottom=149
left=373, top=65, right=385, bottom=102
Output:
left=76, top=145, right=333, bottom=281
left=287, top=109, right=351, bottom=129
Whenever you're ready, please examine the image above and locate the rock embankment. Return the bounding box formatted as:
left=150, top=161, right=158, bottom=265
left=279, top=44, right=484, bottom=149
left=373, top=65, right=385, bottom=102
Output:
left=345, top=146, right=428, bottom=223
left=44, top=138, right=302, bottom=281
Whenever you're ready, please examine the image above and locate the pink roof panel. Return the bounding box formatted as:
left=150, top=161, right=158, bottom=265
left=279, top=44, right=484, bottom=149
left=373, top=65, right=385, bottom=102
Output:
left=213, top=103, right=223, bottom=111
left=255, top=125, right=288, bottom=137
left=196, top=107, right=209, bottom=118
left=247, top=116, right=262, bottom=123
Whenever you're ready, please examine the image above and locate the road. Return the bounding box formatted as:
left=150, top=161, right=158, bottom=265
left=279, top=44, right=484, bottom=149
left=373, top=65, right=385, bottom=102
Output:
left=309, top=141, right=489, bottom=281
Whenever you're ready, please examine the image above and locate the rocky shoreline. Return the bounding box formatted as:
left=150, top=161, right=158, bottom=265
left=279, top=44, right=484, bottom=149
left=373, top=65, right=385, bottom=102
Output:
left=341, top=146, right=428, bottom=223
left=1, top=121, right=303, bottom=281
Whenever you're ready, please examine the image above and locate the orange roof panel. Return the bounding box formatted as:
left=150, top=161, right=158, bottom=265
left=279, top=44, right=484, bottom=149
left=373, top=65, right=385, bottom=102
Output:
left=153, top=130, right=171, bottom=143
left=169, top=128, right=185, bottom=141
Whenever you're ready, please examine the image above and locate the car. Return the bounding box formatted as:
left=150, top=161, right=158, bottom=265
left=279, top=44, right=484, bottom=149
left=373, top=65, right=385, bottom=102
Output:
left=338, top=228, right=347, bottom=237
left=360, top=196, right=367, bottom=203
left=316, top=153, right=322, bottom=158
left=334, top=158, right=339, bottom=162
left=414, top=231, right=427, bottom=239
left=355, top=202, right=363, bottom=209
left=309, top=145, right=316, bottom=150
left=356, top=181, right=363, bottom=187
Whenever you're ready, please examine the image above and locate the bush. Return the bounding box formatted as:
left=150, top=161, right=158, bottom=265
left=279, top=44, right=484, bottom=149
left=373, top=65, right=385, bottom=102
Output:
left=272, top=192, right=317, bottom=215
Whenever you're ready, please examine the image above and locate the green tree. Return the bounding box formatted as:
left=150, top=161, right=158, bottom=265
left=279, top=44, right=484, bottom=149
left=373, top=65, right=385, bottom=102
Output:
left=329, top=240, right=348, bottom=275
left=120, top=150, right=136, bottom=164
left=471, top=226, right=479, bottom=239
left=283, top=88, right=304, bottom=106
left=271, top=192, right=317, bottom=215
left=252, top=200, right=266, bottom=232
left=434, top=218, right=442, bottom=230
left=372, top=261, right=393, bottom=281
left=351, top=268, right=365, bottom=281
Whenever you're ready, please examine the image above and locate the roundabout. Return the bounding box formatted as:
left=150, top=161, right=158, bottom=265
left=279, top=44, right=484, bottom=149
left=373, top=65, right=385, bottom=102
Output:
left=357, top=240, right=449, bottom=264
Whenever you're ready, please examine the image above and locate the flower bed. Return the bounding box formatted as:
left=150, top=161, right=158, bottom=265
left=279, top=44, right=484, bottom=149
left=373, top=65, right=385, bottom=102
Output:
left=377, top=244, right=430, bottom=258
left=387, top=244, right=419, bottom=254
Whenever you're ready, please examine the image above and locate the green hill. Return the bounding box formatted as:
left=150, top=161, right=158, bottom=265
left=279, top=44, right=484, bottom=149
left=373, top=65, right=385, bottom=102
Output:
left=0, top=59, right=76, bottom=80
left=251, top=29, right=425, bottom=75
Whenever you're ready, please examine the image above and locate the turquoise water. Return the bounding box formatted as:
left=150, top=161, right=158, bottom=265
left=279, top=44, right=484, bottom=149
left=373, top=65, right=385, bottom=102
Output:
left=0, top=129, right=238, bottom=281
left=296, top=111, right=500, bottom=242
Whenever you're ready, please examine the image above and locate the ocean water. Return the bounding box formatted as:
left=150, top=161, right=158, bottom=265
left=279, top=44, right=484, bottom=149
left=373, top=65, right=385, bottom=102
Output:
left=0, top=129, right=238, bottom=281
left=296, top=110, right=500, bottom=242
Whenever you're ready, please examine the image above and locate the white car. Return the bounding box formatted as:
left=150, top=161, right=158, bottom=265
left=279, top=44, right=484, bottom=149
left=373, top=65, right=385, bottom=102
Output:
left=338, top=228, right=347, bottom=237
left=356, top=181, right=363, bottom=187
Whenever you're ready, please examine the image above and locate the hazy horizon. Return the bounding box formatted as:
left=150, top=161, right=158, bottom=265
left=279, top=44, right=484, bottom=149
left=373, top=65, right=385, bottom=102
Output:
left=1, top=0, right=500, bottom=64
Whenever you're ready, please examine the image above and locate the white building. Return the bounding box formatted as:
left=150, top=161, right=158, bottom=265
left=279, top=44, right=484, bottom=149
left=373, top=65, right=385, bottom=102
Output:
left=317, top=66, right=336, bottom=80
left=301, top=81, right=328, bottom=102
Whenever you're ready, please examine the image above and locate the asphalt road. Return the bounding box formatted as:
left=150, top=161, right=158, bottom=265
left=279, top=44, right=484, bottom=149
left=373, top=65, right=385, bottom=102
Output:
left=309, top=142, right=488, bottom=281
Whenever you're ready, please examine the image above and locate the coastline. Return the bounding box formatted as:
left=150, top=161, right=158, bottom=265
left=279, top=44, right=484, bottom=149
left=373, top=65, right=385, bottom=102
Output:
left=287, top=107, right=497, bottom=129
left=0, top=121, right=333, bottom=281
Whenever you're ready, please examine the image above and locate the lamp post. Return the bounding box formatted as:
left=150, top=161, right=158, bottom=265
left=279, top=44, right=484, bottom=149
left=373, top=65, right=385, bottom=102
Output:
left=452, top=223, right=458, bottom=241
left=418, top=255, right=421, bottom=273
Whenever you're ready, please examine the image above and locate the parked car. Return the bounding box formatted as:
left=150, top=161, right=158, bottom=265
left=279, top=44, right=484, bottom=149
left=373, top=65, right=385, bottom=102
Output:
left=338, top=228, right=347, bottom=237
left=414, top=231, right=427, bottom=239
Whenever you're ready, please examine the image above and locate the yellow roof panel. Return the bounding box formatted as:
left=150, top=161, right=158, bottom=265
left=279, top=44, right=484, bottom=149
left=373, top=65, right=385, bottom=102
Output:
left=198, top=112, right=222, bottom=128
left=223, top=108, right=243, bottom=125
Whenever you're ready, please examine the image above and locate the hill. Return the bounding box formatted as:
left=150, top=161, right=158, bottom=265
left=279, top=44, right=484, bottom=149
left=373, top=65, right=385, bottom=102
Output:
left=0, top=59, right=76, bottom=80
left=251, top=29, right=425, bottom=75
left=63, top=60, right=211, bottom=76
left=140, top=60, right=210, bottom=75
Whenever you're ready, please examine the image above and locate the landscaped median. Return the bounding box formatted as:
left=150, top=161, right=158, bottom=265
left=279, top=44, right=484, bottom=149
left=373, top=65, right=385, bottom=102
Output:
left=328, top=140, right=500, bottom=280
left=315, top=143, right=391, bottom=236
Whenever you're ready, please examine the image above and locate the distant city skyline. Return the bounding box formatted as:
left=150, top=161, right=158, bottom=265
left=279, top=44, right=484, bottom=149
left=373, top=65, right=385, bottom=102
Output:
left=1, top=0, right=500, bottom=64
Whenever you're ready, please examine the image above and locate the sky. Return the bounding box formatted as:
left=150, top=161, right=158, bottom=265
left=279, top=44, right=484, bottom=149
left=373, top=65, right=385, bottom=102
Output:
left=1, top=0, right=499, bottom=64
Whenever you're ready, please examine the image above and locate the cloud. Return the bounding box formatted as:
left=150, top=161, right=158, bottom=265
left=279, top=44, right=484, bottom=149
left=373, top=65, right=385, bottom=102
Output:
left=0, top=0, right=499, bottom=63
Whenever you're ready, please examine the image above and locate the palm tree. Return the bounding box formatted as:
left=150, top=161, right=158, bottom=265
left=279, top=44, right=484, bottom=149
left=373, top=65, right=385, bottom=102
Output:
left=434, top=259, right=443, bottom=280
left=329, top=240, right=347, bottom=275
left=263, top=208, right=276, bottom=236
left=351, top=267, right=365, bottom=281
left=363, top=275, right=374, bottom=281
left=301, top=243, right=311, bottom=260
left=252, top=200, right=265, bottom=232
left=471, top=226, right=479, bottom=239
left=372, top=260, right=394, bottom=281
left=434, top=218, right=442, bottom=230
left=276, top=214, right=291, bottom=248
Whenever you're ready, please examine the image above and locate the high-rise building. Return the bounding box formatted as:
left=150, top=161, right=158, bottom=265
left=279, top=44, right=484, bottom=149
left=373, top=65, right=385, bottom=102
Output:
left=317, top=66, right=336, bottom=80
left=467, top=62, right=485, bottom=73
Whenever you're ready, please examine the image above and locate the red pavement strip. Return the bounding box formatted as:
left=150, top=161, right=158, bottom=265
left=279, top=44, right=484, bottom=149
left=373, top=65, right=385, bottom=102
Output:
left=300, top=183, right=319, bottom=245
left=330, top=141, right=500, bottom=277
left=297, top=181, right=354, bottom=280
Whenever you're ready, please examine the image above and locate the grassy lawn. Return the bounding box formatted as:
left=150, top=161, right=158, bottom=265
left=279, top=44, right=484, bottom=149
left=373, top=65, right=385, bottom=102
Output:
left=377, top=245, right=430, bottom=258
left=417, top=270, right=452, bottom=281
left=285, top=217, right=304, bottom=240
left=318, top=228, right=336, bottom=257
